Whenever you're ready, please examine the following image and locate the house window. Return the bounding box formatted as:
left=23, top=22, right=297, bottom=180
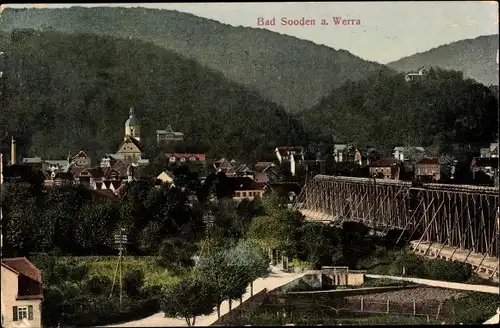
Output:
left=13, top=305, right=33, bottom=321
left=235, top=192, right=241, bottom=197
left=180, top=157, right=186, bottom=162
left=169, top=157, right=176, bottom=162
left=242, top=192, right=247, bottom=197
left=190, top=157, right=196, bottom=161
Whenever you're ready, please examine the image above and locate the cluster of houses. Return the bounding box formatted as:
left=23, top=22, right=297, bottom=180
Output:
left=1, top=106, right=499, bottom=204
left=274, top=142, right=499, bottom=184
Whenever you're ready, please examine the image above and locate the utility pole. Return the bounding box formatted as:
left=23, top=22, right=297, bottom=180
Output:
left=110, top=228, right=127, bottom=307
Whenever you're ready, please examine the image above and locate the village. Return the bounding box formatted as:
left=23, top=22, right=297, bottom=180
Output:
left=1, top=107, right=498, bottom=200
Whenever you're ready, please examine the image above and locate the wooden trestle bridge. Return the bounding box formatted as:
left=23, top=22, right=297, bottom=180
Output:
left=292, top=175, right=500, bottom=280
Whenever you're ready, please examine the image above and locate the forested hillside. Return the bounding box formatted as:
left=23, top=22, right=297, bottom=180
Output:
left=299, top=68, right=498, bottom=156
left=0, top=29, right=308, bottom=162
left=388, top=35, right=499, bottom=87
left=0, top=7, right=390, bottom=113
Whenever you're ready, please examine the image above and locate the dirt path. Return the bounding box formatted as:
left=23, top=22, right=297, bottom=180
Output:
left=104, top=266, right=304, bottom=327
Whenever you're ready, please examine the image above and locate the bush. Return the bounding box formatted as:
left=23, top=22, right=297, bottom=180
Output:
left=124, top=269, right=145, bottom=297
left=42, top=287, right=64, bottom=327
left=423, top=259, right=472, bottom=283
left=444, top=292, right=500, bottom=324
left=58, top=295, right=160, bottom=327
left=84, top=275, right=113, bottom=295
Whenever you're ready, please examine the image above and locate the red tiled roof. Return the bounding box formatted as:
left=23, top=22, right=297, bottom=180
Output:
left=1, top=257, right=42, bottom=283
left=416, top=157, right=440, bottom=165
left=165, top=153, right=206, bottom=161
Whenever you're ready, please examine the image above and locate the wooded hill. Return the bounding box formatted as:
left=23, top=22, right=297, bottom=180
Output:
left=299, top=68, right=498, bottom=156
left=0, top=29, right=308, bottom=163
left=0, top=7, right=389, bottom=113
left=388, top=35, right=499, bottom=87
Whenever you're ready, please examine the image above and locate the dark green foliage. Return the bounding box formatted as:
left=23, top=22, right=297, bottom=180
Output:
left=388, top=35, right=499, bottom=87
left=0, top=7, right=388, bottom=113
left=161, top=276, right=217, bottom=326
left=41, top=286, right=64, bottom=327
left=33, top=257, right=161, bottom=327
left=0, top=28, right=307, bottom=163
left=300, top=68, right=498, bottom=155
left=84, top=275, right=113, bottom=295
left=444, top=292, right=500, bottom=324
left=124, top=269, right=145, bottom=297
left=157, top=237, right=197, bottom=274
left=297, top=222, right=340, bottom=269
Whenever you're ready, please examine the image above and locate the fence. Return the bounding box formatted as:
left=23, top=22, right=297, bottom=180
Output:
left=262, top=295, right=449, bottom=321
left=339, top=298, right=446, bottom=319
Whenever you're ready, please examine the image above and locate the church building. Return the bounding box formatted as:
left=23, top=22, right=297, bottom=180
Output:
left=101, top=108, right=149, bottom=166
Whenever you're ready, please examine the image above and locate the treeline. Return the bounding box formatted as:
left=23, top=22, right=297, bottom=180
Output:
left=0, top=29, right=308, bottom=164
left=300, top=68, right=498, bottom=157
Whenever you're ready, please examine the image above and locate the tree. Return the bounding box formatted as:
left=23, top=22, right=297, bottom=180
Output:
left=157, top=237, right=197, bottom=274
left=196, top=249, right=252, bottom=318
left=297, top=222, right=341, bottom=269
left=74, top=202, right=120, bottom=255
left=1, top=183, right=41, bottom=256
left=161, top=275, right=217, bottom=326
left=137, top=221, right=164, bottom=254
left=227, top=240, right=270, bottom=296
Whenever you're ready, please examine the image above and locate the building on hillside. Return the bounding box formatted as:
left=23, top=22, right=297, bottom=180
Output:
left=44, top=159, right=70, bottom=173
left=471, top=157, right=498, bottom=182
left=275, top=147, right=305, bottom=164
left=109, top=108, right=148, bottom=166
left=415, top=157, right=441, bottom=181
left=156, top=125, right=184, bottom=144
left=156, top=171, right=175, bottom=186
left=21, top=157, right=43, bottom=170
left=404, top=67, right=429, bottom=82
left=165, top=153, right=206, bottom=164
left=213, top=158, right=233, bottom=174
left=369, top=159, right=401, bottom=180
left=69, top=150, right=91, bottom=168
left=253, top=161, right=275, bottom=172
left=393, top=146, right=425, bottom=162
left=480, top=142, right=499, bottom=159
left=1, top=257, right=43, bottom=328
left=226, top=176, right=266, bottom=201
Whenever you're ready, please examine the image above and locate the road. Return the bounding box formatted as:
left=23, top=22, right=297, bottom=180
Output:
left=104, top=266, right=305, bottom=327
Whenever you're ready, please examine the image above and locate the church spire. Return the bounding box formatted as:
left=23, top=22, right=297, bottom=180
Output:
left=129, top=107, right=135, bottom=118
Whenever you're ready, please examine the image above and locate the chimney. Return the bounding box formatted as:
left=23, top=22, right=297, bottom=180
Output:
left=10, top=136, right=16, bottom=165
left=290, top=154, right=296, bottom=177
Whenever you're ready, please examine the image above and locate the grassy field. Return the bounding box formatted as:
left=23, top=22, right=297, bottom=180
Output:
left=57, top=256, right=182, bottom=287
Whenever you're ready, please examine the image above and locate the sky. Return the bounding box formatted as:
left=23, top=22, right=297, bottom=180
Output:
left=1, top=2, right=498, bottom=64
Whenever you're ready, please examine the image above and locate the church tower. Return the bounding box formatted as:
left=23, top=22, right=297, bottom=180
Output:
left=124, top=107, right=141, bottom=142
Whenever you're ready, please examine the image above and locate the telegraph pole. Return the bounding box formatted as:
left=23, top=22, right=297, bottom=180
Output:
left=110, top=227, right=127, bottom=307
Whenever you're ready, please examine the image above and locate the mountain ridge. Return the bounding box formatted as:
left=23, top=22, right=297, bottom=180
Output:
left=0, top=7, right=390, bottom=113
left=387, top=34, right=499, bottom=86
